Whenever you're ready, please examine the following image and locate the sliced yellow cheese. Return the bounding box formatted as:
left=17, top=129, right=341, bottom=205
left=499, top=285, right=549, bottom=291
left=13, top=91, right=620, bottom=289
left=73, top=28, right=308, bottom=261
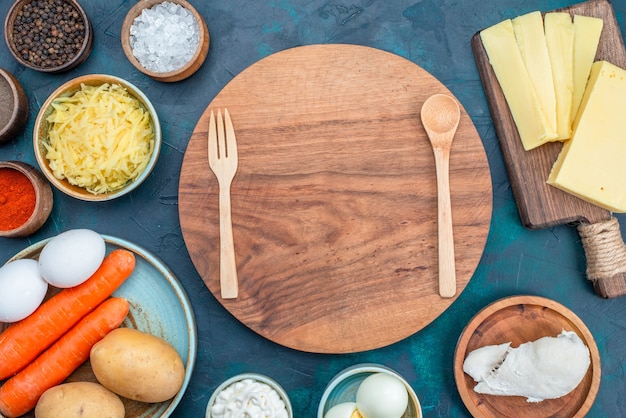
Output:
left=545, top=12, right=575, bottom=140
left=571, top=15, right=603, bottom=120
left=512, top=11, right=557, bottom=135
left=481, top=19, right=558, bottom=150
left=548, top=61, right=626, bottom=212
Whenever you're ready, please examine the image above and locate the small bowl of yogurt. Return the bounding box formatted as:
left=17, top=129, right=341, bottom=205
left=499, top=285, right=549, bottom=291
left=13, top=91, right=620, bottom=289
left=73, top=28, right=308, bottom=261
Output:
left=206, top=373, right=293, bottom=418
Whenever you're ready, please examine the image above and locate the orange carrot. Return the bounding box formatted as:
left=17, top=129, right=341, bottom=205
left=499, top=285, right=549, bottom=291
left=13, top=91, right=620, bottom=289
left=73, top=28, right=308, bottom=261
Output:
left=0, top=248, right=135, bottom=380
left=0, top=297, right=129, bottom=417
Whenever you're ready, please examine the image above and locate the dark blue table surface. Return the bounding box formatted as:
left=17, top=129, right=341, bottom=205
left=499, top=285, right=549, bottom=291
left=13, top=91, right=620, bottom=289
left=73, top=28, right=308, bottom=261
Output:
left=2, top=1, right=626, bottom=417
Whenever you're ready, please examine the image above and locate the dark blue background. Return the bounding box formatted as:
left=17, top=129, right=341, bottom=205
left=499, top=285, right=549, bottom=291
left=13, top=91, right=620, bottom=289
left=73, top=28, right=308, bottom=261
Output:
left=2, top=0, right=626, bottom=417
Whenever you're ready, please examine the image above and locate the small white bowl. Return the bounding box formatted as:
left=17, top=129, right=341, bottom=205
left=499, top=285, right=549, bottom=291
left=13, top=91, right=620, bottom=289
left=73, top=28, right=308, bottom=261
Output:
left=318, top=363, right=422, bottom=418
left=206, top=373, right=292, bottom=418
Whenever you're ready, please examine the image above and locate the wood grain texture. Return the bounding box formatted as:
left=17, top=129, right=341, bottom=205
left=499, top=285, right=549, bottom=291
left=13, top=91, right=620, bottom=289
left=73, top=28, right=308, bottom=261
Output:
left=472, top=0, right=626, bottom=229
left=454, top=295, right=601, bottom=418
left=178, top=44, right=492, bottom=353
left=422, top=94, right=461, bottom=298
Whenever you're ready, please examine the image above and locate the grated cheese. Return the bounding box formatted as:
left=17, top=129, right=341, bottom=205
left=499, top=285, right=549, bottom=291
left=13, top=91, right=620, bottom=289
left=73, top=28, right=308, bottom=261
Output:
left=44, top=83, right=155, bottom=194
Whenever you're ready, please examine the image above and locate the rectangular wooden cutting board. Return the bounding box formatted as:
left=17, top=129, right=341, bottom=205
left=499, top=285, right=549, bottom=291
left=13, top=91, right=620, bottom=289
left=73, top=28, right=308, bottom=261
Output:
left=472, top=0, right=626, bottom=230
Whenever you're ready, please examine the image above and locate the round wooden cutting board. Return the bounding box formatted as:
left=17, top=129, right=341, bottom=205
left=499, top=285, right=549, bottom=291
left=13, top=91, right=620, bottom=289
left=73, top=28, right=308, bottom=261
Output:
left=179, top=44, right=492, bottom=353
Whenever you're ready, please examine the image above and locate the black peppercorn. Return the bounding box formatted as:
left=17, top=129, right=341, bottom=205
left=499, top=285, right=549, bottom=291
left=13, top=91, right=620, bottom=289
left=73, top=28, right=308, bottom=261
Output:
left=11, top=0, right=86, bottom=69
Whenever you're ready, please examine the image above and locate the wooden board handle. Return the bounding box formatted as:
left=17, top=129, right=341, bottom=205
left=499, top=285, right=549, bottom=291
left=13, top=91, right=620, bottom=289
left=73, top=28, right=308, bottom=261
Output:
left=578, top=217, right=626, bottom=298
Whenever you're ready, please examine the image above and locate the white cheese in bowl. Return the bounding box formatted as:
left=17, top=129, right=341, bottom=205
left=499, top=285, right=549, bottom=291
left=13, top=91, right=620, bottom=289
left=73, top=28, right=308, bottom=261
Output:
left=210, top=378, right=289, bottom=418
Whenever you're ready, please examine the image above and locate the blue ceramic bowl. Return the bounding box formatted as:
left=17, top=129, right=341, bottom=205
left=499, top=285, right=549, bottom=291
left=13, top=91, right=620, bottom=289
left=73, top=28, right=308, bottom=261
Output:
left=6, top=235, right=197, bottom=418
left=317, top=364, right=422, bottom=418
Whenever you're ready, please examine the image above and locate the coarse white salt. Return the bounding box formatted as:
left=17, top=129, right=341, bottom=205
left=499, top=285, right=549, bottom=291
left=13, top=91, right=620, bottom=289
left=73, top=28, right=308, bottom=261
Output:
left=129, top=1, right=200, bottom=73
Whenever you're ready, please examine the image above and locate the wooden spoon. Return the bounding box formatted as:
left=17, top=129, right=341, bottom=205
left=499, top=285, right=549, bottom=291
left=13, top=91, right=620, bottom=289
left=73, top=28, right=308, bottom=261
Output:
left=421, top=94, right=461, bottom=298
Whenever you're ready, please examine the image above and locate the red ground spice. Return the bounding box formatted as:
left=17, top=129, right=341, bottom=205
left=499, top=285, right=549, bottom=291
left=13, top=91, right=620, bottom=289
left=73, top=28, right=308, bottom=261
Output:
left=0, top=167, right=36, bottom=231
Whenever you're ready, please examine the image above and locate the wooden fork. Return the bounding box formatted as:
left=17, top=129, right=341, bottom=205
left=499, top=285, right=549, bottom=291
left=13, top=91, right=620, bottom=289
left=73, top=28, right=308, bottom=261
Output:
left=208, top=109, right=239, bottom=299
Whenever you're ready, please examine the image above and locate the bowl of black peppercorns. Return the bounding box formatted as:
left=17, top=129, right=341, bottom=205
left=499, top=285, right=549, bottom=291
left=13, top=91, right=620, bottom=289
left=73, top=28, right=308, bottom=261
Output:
left=4, top=0, right=93, bottom=73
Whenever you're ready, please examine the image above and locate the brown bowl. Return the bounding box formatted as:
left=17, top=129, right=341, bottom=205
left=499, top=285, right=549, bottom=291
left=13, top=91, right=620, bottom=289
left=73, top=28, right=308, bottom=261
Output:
left=0, top=161, right=53, bottom=238
left=33, top=74, right=162, bottom=202
left=4, top=0, right=93, bottom=73
left=121, top=0, right=209, bottom=82
left=0, top=68, right=28, bottom=143
left=454, top=295, right=601, bottom=418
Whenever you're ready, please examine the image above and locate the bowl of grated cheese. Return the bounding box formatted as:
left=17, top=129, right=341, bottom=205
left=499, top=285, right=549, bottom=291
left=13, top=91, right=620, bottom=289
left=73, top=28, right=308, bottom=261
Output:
left=33, top=74, right=161, bottom=201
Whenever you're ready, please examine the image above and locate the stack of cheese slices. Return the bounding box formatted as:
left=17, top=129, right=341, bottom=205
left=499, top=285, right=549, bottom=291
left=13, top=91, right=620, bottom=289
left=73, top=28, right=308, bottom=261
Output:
left=482, top=11, right=626, bottom=213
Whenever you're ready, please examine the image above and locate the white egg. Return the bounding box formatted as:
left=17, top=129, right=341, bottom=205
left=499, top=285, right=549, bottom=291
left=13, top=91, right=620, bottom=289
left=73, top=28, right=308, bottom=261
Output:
left=39, top=229, right=106, bottom=288
left=356, top=373, right=409, bottom=418
left=0, top=259, right=48, bottom=322
left=324, top=402, right=360, bottom=418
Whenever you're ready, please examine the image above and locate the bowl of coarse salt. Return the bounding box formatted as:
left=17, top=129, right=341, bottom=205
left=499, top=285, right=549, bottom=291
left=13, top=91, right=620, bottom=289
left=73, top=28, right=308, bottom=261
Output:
left=121, top=0, right=209, bottom=82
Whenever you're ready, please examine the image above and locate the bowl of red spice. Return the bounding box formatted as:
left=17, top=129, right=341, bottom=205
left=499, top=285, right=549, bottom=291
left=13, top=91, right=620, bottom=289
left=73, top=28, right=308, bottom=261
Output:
left=4, top=0, right=93, bottom=73
left=0, top=161, right=53, bottom=238
left=120, top=0, right=209, bottom=82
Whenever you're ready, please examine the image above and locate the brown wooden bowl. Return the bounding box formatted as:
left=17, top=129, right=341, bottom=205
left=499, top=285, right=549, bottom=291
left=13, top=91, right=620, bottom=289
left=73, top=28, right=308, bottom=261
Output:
left=33, top=74, right=162, bottom=202
left=454, top=295, right=601, bottom=418
left=121, top=0, right=209, bottom=82
left=0, top=161, right=53, bottom=238
left=0, top=68, right=28, bottom=143
left=4, top=0, right=93, bottom=73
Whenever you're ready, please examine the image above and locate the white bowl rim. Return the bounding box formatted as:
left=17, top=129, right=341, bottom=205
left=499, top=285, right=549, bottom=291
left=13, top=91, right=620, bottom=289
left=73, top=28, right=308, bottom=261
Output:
left=317, top=363, right=422, bottom=418
left=205, top=372, right=293, bottom=418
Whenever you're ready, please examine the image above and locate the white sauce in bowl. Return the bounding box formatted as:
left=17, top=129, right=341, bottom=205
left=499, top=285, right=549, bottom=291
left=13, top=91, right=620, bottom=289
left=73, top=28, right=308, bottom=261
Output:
left=210, top=378, right=289, bottom=418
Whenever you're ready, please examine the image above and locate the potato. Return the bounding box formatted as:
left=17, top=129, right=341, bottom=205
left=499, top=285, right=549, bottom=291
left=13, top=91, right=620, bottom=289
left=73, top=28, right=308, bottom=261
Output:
left=35, top=382, right=124, bottom=418
left=90, top=328, right=185, bottom=403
